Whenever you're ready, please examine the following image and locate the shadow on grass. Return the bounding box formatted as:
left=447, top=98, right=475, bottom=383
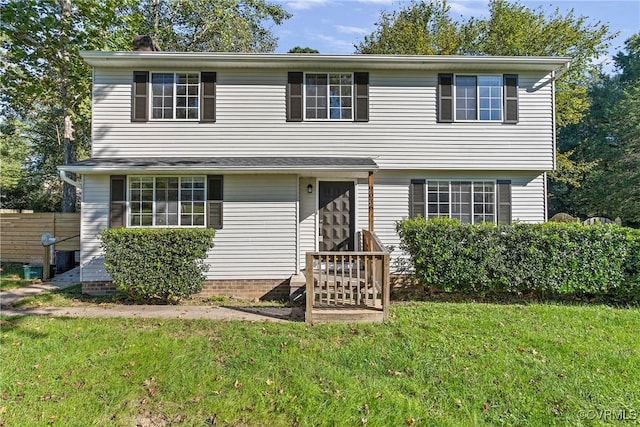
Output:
left=12, top=284, right=299, bottom=310
left=0, top=315, right=53, bottom=337
left=11, top=284, right=141, bottom=308
left=220, top=306, right=305, bottom=322
left=391, top=283, right=639, bottom=309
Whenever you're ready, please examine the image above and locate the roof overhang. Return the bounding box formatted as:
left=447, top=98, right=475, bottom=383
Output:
left=58, top=157, right=379, bottom=177
left=80, top=51, right=571, bottom=73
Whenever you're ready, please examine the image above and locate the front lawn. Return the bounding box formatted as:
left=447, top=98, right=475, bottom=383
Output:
left=1, top=302, right=638, bottom=426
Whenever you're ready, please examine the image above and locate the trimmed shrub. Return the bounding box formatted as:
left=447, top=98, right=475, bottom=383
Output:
left=99, top=228, right=215, bottom=303
left=396, top=218, right=640, bottom=302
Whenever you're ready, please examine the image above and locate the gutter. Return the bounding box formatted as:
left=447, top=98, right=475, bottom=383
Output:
left=80, top=51, right=572, bottom=72
left=58, top=169, right=83, bottom=191
left=550, top=61, right=571, bottom=81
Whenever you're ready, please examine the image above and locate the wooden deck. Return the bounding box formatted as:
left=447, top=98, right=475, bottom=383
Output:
left=305, top=230, right=390, bottom=324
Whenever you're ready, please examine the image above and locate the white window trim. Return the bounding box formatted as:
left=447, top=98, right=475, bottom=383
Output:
left=303, top=72, right=354, bottom=121
left=427, top=180, right=497, bottom=224
left=453, top=74, right=503, bottom=123
left=149, top=71, right=201, bottom=121
left=127, top=175, right=207, bottom=228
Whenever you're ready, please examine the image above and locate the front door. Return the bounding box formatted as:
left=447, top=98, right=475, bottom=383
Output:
left=319, top=181, right=354, bottom=251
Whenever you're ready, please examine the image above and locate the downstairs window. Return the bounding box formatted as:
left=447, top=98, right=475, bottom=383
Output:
left=108, top=175, right=223, bottom=229
left=410, top=179, right=512, bottom=224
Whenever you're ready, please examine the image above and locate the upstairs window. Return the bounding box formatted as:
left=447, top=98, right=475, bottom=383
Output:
left=287, top=72, right=368, bottom=122
left=132, top=71, right=216, bottom=123
left=305, top=73, right=353, bottom=120
left=438, top=74, right=518, bottom=123
left=455, top=75, right=502, bottom=121
left=151, top=72, right=200, bottom=120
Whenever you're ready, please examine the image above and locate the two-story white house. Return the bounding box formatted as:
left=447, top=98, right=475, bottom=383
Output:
left=59, top=51, right=570, bottom=299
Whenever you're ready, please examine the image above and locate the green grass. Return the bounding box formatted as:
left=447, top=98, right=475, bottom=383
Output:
left=12, top=284, right=292, bottom=309
left=1, top=302, right=639, bottom=426
left=0, top=263, right=36, bottom=291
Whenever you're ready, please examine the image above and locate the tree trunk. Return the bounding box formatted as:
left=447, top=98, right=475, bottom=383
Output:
left=60, top=0, right=76, bottom=213
left=61, top=115, right=76, bottom=213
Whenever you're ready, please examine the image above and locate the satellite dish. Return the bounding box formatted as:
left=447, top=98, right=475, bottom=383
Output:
left=41, top=232, right=56, bottom=246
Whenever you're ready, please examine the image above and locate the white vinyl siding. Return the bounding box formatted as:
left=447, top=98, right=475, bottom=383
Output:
left=80, top=174, right=298, bottom=283
left=298, top=177, right=317, bottom=271
left=206, top=174, right=297, bottom=279
left=79, top=171, right=546, bottom=282
left=91, top=69, right=554, bottom=170
left=80, top=175, right=110, bottom=282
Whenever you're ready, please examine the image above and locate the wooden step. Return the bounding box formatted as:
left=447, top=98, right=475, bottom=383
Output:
left=307, top=306, right=384, bottom=324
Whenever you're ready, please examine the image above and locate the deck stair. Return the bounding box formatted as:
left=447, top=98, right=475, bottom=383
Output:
left=305, top=230, right=390, bottom=324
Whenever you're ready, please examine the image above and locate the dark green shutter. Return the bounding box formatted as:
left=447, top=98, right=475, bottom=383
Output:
left=437, top=74, right=454, bottom=123
left=287, top=72, right=303, bottom=122
left=354, top=72, right=369, bottom=122
left=132, top=71, right=149, bottom=122
left=503, top=74, right=518, bottom=124
left=207, top=175, right=223, bottom=229
left=496, top=180, right=512, bottom=224
left=200, top=72, right=216, bottom=122
left=410, top=179, right=426, bottom=218
left=110, top=175, right=126, bottom=228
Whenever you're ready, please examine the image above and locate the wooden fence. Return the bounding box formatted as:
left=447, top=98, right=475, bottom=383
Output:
left=0, top=212, right=80, bottom=264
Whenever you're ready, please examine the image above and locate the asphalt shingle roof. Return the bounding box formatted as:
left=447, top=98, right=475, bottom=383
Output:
left=64, top=157, right=378, bottom=170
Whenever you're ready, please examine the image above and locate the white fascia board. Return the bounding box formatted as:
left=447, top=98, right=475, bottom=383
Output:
left=58, top=165, right=377, bottom=176
left=80, top=51, right=571, bottom=73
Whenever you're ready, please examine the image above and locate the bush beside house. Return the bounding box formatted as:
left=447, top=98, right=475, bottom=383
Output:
left=397, top=218, right=640, bottom=303
left=99, top=228, right=215, bottom=303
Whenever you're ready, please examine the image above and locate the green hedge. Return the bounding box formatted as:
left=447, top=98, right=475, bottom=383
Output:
left=396, top=218, right=640, bottom=302
left=99, top=228, right=215, bottom=303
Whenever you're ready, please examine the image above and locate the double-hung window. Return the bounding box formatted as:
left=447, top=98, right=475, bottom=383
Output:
left=129, top=176, right=206, bottom=227
left=132, top=71, right=216, bottom=122
left=438, top=73, right=518, bottom=123
left=411, top=180, right=501, bottom=224
left=455, top=75, right=502, bottom=121
left=287, top=71, right=368, bottom=122
left=151, top=72, right=200, bottom=120
left=305, top=73, right=353, bottom=120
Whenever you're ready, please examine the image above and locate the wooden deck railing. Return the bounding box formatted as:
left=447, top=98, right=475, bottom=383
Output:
left=305, top=230, right=390, bottom=322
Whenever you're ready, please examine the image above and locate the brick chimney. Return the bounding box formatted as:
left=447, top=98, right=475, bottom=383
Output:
left=133, top=35, right=159, bottom=51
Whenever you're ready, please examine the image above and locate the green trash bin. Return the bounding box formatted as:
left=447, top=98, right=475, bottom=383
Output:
left=23, top=264, right=44, bottom=279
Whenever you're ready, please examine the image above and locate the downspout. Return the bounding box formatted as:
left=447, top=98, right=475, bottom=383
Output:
left=59, top=169, right=83, bottom=191
left=547, top=62, right=567, bottom=222
left=551, top=69, right=558, bottom=171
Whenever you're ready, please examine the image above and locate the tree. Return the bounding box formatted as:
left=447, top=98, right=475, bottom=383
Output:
left=355, top=0, right=477, bottom=55
left=1, top=0, right=140, bottom=211
left=559, top=35, right=640, bottom=226
left=137, top=0, right=291, bottom=52
left=1, top=0, right=291, bottom=211
left=288, top=46, right=319, bottom=53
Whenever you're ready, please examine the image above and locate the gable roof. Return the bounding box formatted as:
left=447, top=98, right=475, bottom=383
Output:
left=80, top=51, right=570, bottom=74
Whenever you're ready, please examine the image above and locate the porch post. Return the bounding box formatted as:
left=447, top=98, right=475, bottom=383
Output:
left=368, top=171, right=374, bottom=232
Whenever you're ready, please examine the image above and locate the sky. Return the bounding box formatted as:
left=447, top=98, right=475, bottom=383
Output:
left=271, top=0, right=640, bottom=72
